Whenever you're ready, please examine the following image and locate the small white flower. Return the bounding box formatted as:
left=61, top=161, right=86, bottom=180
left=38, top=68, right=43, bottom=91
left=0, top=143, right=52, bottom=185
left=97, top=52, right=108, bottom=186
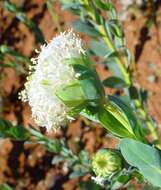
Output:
left=20, top=30, right=84, bottom=131
left=91, top=176, right=105, bottom=186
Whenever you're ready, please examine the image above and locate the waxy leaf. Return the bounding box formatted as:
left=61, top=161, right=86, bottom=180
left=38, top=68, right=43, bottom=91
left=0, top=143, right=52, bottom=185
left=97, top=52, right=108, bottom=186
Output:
left=120, top=139, right=161, bottom=187
left=73, top=20, right=101, bottom=37
left=81, top=105, right=99, bottom=122
left=98, top=102, right=135, bottom=138
left=73, top=64, right=104, bottom=104
left=94, top=0, right=113, bottom=11
left=109, top=96, right=144, bottom=141
left=90, top=40, right=110, bottom=57
left=103, top=76, right=128, bottom=89
left=56, top=82, right=86, bottom=107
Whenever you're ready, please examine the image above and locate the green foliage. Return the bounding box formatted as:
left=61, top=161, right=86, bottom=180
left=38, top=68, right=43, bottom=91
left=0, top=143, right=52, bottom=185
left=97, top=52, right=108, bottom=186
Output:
left=108, top=96, right=144, bottom=141
left=0, top=184, right=12, bottom=190
left=74, top=64, right=104, bottom=104
left=56, top=82, right=87, bottom=107
left=59, top=1, right=161, bottom=187
left=81, top=105, right=99, bottom=122
left=79, top=181, right=102, bottom=190
left=120, top=139, right=161, bottom=187
left=98, top=102, right=135, bottom=138
left=0, top=119, right=30, bottom=141
left=29, top=128, right=62, bottom=153
left=61, top=0, right=131, bottom=85
left=0, top=45, right=30, bottom=73
left=93, top=0, right=113, bottom=11
left=3, top=0, right=45, bottom=44
left=103, top=77, right=128, bottom=89
left=90, top=40, right=109, bottom=57
left=0, top=0, right=160, bottom=189
left=64, top=55, right=105, bottom=105
left=73, top=20, right=101, bottom=37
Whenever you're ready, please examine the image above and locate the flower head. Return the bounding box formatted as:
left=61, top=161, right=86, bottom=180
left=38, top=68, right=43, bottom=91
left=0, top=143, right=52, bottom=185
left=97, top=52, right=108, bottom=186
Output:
left=92, top=149, right=123, bottom=178
left=20, top=30, right=84, bottom=131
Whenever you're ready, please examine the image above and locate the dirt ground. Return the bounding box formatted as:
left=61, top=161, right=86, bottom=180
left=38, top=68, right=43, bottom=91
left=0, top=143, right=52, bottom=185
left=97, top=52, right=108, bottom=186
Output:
left=0, top=0, right=161, bottom=189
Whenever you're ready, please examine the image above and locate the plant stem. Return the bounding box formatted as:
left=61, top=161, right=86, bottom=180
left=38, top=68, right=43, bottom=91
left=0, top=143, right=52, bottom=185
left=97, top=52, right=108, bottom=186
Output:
left=84, top=0, right=160, bottom=146
left=98, top=25, right=131, bottom=85
left=100, top=24, right=161, bottom=147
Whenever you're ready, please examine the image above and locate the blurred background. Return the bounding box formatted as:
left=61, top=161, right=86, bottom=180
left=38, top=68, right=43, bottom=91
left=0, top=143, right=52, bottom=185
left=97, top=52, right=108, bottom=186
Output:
left=0, top=0, right=161, bottom=189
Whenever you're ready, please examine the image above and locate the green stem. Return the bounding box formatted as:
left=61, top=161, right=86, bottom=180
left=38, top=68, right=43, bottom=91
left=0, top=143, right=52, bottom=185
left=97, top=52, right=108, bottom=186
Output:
left=86, top=3, right=131, bottom=85
left=100, top=26, right=160, bottom=145
left=99, top=17, right=161, bottom=148
left=85, top=0, right=160, bottom=147
left=98, top=25, right=131, bottom=85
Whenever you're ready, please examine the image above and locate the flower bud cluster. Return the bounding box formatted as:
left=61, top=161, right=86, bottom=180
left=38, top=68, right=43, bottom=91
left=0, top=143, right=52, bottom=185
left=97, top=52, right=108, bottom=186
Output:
left=92, top=149, right=123, bottom=178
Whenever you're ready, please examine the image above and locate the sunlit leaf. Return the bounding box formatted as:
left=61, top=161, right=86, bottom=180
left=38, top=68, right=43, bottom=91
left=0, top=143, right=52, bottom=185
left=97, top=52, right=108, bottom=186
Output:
left=120, top=139, right=161, bottom=187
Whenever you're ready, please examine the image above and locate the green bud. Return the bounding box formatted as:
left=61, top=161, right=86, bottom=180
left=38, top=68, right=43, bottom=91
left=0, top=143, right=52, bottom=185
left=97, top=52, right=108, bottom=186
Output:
left=92, top=149, right=123, bottom=178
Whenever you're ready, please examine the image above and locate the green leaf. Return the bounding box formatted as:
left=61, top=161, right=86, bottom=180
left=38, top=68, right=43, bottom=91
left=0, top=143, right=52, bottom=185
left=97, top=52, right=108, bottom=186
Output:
left=1, top=61, right=25, bottom=74
left=108, top=96, right=144, bottom=141
left=44, top=139, right=62, bottom=153
left=56, top=82, right=87, bottom=107
left=79, top=150, right=89, bottom=165
left=73, top=20, right=101, bottom=37
left=79, top=181, right=102, bottom=190
left=0, top=184, right=12, bottom=190
left=0, top=119, right=30, bottom=141
left=142, top=185, right=159, bottom=190
left=0, top=45, right=30, bottom=63
left=90, top=40, right=110, bottom=57
left=81, top=105, right=99, bottom=122
left=104, top=57, right=126, bottom=81
left=107, top=20, right=123, bottom=38
left=98, top=102, right=135, bottom=138
left=61, top=0, right=80, bottom=11
left=29, top=128, right=62, bottom=153
left=103, top=76, right=128, bottom=89
left=73, top=64, right=104, bottom=104
left=111, top=174, right=131, bottom=189
left=4, top=0, right=20, bottom=13
left=120, top=139, right=161, bottom=187
left=94, top=0, right=113, bottom=11
left=64, top=55, right=92, bottom=68
left=129, top=86, right=139, bottom=100
left=65, top=55, right=104, bottom=104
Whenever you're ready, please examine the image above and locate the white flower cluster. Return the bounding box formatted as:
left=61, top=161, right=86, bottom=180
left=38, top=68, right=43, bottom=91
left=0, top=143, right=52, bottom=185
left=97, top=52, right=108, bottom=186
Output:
left=20, top=30, right=84, bottom=131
